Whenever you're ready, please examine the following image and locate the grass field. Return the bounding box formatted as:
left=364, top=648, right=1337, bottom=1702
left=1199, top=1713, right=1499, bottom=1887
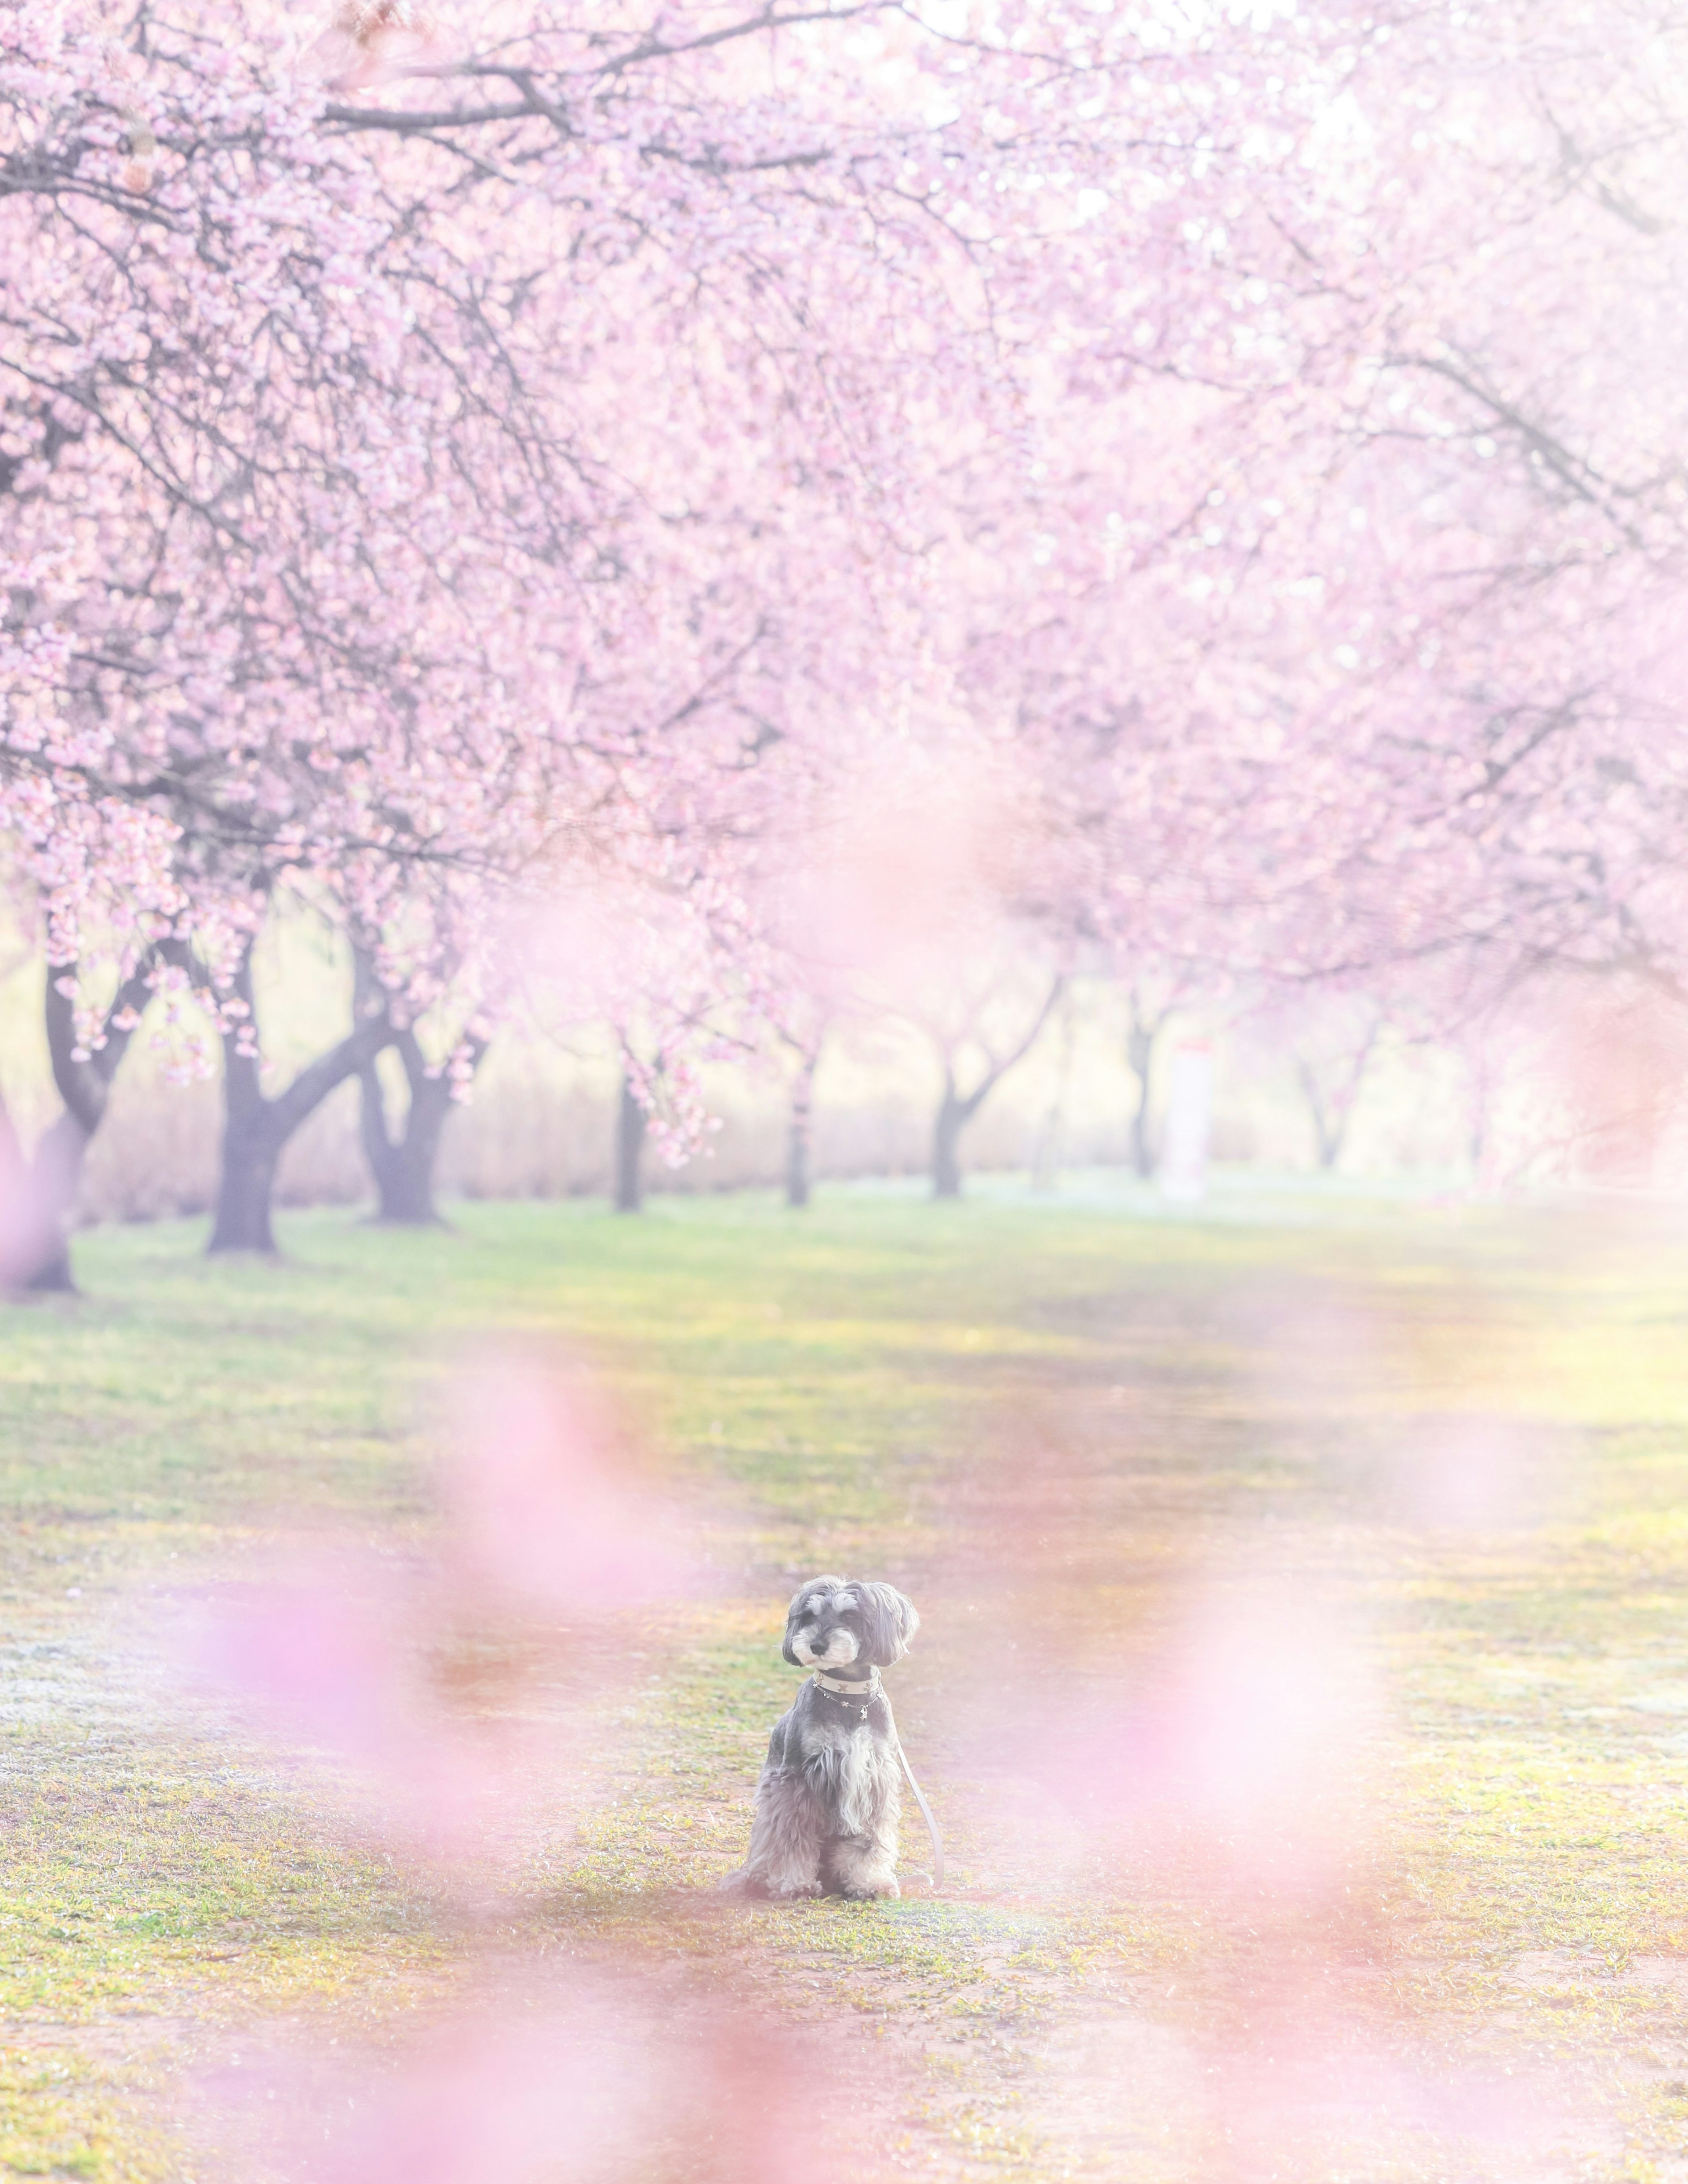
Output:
left=3, top=1179, right=1688, bottom=2181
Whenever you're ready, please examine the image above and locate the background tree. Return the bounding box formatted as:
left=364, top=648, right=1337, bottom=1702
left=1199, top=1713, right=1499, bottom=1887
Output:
left=613, top=1056, right=651, bottom=1217
left=1286, top=999, right=1387, bottom=1176
left=353, top=946, right=489, bottom=1228
left=777, top=1017, right=827, bottom=1213
left=18, top=955, right=161, bottom=1290
left=193, top=934, right=392, bottom=1254
left=910, top=949, right=1067, bottom=1201
left=18, top=0, right=1688, bottom=1257
left=1116, top=975, right=1207, bottom=1183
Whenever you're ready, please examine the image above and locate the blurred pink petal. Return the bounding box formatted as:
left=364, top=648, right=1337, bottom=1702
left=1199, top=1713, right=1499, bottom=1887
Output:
left=202, top=1575, right=407, bottom=1754
left=443, top=1354, right=691, bottom=1615
left=183, top=1554, right=606, bottom=1870
left=1388, top=1410, right=1567, bottom=1532
left=775, top=748, right=1029, bottom=987
left=188, top=1567, right=474, bottom=1855
left=1035, top=1977, right=1581, bottom=2178
left=980, top=1585, right=1378, bottom=1901
left=196, top=1980, right=817, bottom=2184
left=1206, top=2010, right=1579, bottom=2180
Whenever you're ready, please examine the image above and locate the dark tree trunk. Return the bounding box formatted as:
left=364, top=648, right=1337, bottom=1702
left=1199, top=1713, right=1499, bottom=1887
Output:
left=13, top=954, right=159, bottom=1294
left=360, top=1059, right=455, bottom=1223
left=1295, top=1022, right=1380, bottom=1176
left=1031, top=992, right=1077, bottom=1191
left=931, top=1081, right=968, bottom=1199
left=1126, top=1009, right=1160, bottom=1179
left=1127, top=1035, right=1153, bottom=1188
left=206, top=943, right=391, bottom=1255
left=355, top=962, right=485, bottom=1225
left=209, top=1103, right=284, bottom=1253
left=928, top=976, right=1066, bottom=1202
left=1296, top=1059, right=1345, bottom=1171
left=1467, top=1045, right=1493, bottom=1177
left=786, top=1048, right=819, bottom=1210
left=615, top=1073, right=646, bottom=1214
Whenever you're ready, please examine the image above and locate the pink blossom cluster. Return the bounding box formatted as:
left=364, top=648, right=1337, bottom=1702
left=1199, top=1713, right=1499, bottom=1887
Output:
left=5, top=0, right=1686, bottom=1144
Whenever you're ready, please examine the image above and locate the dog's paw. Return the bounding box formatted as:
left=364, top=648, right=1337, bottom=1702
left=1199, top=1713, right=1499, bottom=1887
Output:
left=840, top=1876, right=899, bottom=1901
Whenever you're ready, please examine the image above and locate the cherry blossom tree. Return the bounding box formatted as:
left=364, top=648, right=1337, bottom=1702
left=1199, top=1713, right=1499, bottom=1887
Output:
left=0, top=0, right=964, bottom=1253
left=16, top=0, right=1687, bottom=1279
left=0, top=951, right=161, bottom=1292
left=1114, top=970, right=1211, bottom=1181
left=895, top=934, right=1066, bottom=1200
left=8, top=0, right=1368, bottom=1264
left=1284, top=996, right=1386, bottom=1175
left=353, top=945, right=489, bottom=1226
left=1126, top=0, right=1688, bottom=1017
left=775, top=1008, right=829, bottom=1211
left=906, top=0, right=1688, bottom=1070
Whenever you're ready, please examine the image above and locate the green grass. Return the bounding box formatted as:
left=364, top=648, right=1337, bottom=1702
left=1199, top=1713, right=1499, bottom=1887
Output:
left=3, top=1181, right=1688, bottom=2179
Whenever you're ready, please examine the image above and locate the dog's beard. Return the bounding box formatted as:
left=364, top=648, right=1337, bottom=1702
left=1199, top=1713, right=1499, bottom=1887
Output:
left=792, top=1629, right=861, bottom=1668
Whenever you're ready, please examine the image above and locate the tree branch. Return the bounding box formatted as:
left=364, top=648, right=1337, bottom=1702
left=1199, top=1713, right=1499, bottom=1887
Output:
left=953, top=974, right=1066, bottom=1120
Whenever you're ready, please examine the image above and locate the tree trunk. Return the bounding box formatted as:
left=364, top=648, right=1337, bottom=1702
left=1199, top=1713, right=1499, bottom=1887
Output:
left=615, top=1073, right=646, bottom=1214
left=928, top=975, right=1066, bottom=1201
left=206, top=942, right=392, bottom=1255
left=1031, top=991, right=1077, bottom=1191
left=360, top=1062, right=452, bottom=1223
left=21, top=1113, right=86, bottom=1292
left=1126, top=1002, right=1160, bottom=1178
left=1467, top=1039, right=1494, bottom=1179
left=1295, top=1058, right=1344, bottom=1170
left=209, top=1108, right=284, bottom=1252
left=14, top=953, right=160, bottom=1293
left=931, top=1082, right=968, bottom=1199
left=1295, top=1023, right=1379, bottom=1174
left=357, top=1015, right=484, bottom=1225
left=786, top=1050, right=819, bottom=1209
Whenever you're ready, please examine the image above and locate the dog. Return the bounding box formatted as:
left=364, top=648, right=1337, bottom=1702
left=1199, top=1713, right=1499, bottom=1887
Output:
left=725, top=1574, right=920, bottom=1900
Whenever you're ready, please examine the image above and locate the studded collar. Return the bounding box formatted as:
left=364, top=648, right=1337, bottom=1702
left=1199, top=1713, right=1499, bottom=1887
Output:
left=810, top=1667, right=881, bottom=1720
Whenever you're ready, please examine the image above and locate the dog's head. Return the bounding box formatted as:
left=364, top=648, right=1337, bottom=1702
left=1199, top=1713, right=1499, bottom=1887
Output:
left=782, top=1575, right=919, bottom=1672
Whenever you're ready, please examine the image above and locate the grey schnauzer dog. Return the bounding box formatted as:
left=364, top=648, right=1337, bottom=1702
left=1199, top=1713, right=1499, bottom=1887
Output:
left=726, top=1574, right=920, bottom=1900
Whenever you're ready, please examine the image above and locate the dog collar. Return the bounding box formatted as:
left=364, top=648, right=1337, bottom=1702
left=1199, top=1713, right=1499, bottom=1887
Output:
left=811, top=1668, right=880, bottom=1718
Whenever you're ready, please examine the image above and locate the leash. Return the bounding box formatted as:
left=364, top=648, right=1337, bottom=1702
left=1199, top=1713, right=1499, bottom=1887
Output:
left=809, top=1669, right=944, bottom=1892
left=881, top=1688, right=946, bottom=1893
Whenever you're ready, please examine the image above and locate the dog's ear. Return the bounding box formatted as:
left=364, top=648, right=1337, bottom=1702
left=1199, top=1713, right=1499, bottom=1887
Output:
left=855, top=1581, right=919, bottom=1666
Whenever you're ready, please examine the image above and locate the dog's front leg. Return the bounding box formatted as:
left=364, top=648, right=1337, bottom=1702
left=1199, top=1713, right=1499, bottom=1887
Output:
left=827, top=1832, right=900, bottom=1900
left=828, top=1762, right=902, bottom=1900
left=742, top=1768, right=825, bottom=1899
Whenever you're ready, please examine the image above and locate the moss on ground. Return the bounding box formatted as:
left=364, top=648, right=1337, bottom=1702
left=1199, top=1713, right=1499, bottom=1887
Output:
left=1, top=1182, right=1686, bottom=2177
